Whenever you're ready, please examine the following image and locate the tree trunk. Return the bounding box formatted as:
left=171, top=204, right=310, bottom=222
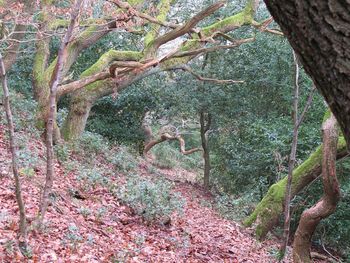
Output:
left=263, top=0, right=350, bottom=149
left=200, top=111, right=211, bottom=189
left=61, top=95, right=94, bottom=141
left=0, top=53, right=28, bottom=253
left=243, top=136, right=347, bottom=240
left=293, top=114, right=340, bottom=263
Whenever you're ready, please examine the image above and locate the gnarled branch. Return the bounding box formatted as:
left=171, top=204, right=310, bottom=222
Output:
left=144, top=132, right=202, bottom=156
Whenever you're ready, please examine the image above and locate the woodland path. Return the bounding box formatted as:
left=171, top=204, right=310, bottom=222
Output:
left=0, top=125, right=291, bottom=262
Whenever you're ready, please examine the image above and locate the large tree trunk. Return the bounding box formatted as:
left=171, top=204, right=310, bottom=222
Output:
left=293, top=114, right=340, bottom=263
left=263, top=0, right=350, bottom=149
left=200, top=111, right=211, bottom=189
left=243, top=136, right=347, bottom=240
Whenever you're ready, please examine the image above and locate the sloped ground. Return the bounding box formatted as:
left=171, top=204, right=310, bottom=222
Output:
left=0, top=125, right=291, bottom=262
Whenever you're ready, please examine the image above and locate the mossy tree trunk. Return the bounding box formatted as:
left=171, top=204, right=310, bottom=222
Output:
left=243, top=135, right=347, bottom=240
left=32, top=2, right=117, bottom=141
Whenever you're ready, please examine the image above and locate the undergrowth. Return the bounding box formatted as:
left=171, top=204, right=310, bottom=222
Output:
left=117, top=175, right=186, bottom=224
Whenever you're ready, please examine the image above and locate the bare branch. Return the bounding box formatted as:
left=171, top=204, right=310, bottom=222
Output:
left=144, top=133, right=202, bottom=156
left=108, top=0, right=178, bottom=29
left=296, top=84, right=317, bottom=129
left=164, top=38, right=255, bottom=61
left=145, top=1, right=226, bottom=56
left=173, top=65, right=244, bottom=84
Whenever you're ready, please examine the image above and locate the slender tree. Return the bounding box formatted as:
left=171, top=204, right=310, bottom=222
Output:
left=200, top=110, right=211, bottom=189
left=37, top=0, right=84, bottom=225
left=0, top=53, right=27, bottom=253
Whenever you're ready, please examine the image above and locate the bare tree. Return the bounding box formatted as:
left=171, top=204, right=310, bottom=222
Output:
left=279, top=51, right=315, bottom=258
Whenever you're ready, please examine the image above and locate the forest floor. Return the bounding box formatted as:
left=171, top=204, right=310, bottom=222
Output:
left=0, top=125, right=304, bottom=263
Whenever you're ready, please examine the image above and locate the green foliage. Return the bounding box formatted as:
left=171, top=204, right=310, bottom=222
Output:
left=117, top=175, right=185, bottom=223
left=152, top=142, right=202, bottom=170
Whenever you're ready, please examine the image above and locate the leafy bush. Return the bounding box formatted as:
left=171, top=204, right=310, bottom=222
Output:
left=117, top=175, right=185, bottom=223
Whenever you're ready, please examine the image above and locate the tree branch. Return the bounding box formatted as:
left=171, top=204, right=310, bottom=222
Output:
left=173, top=65, right=244, bottom=84
left=57, top=72, right=110, bottom=98
left=143, top=132, right=202, bottom=156
left=145, top=1, right=226, bottom=57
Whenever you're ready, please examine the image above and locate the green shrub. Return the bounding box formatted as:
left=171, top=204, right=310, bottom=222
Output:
left=117, top=175, right=185, bottom=223
left=77, top=166, right=110, bottom=190
left=108, top=145, right=139, bottom=173
left=73, top=131, right=109, bottom=156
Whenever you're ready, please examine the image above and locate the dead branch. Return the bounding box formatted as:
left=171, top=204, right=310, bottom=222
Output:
left=252, top=18, right=284, bottom=36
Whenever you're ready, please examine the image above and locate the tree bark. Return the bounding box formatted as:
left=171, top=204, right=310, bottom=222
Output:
left=293, top=114, right=340, bottom=263
left=200, top=111, right=211, bottom=189
left=0, top=53, right=27, bottom=253
left=263, top=0, right=350, bottom=149
left=243, top=135, right=347, bottom=240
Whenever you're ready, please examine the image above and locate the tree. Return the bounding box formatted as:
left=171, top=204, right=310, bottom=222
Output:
left=0, top=53, right=27, bottom=254
left=244, top=131, right=347, bottom=239
left=263, top=0, right=350, bottom=149
left=60, top=0, right=259, bottom=140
